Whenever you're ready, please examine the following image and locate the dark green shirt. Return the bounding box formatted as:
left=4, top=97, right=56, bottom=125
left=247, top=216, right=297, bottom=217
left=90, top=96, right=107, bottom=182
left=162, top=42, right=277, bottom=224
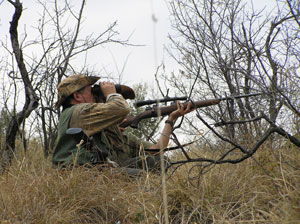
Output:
left=52, top=106, right=94, bottom=166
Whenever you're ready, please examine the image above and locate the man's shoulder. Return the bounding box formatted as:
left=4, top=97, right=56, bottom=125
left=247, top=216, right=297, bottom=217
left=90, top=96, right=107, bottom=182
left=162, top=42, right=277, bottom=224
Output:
left=59, top=106, right=76, bottom=122
left=72, top=103, right=91, bottom=111
left=71, top=103, right=97, bottom=116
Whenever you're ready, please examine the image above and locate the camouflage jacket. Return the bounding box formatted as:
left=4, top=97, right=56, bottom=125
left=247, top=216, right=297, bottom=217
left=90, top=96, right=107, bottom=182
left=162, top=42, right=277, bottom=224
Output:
left=52, top=94, right=152, bottom=167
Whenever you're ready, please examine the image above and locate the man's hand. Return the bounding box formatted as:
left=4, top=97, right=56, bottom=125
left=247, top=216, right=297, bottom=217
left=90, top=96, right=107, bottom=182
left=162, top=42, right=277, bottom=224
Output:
left=169, top=101, right=193, bottom=121
left=100, top=81, right=116, bottom=98
left=119, top=118, right=127, bottom=133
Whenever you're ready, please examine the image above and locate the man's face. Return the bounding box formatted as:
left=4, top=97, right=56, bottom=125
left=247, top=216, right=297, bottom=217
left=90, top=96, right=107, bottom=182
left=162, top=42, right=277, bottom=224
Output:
left=77, top=85, right=95, bottom=103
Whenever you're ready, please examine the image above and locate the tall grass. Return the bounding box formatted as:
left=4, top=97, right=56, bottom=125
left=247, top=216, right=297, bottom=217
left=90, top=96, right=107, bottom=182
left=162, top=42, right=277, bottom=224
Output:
left=0, top=141, right=300, bottom=223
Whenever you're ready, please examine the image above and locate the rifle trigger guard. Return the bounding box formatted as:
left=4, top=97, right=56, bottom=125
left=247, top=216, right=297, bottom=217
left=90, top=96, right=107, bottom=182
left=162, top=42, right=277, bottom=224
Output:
left=151, top=107, right=156, bottom=116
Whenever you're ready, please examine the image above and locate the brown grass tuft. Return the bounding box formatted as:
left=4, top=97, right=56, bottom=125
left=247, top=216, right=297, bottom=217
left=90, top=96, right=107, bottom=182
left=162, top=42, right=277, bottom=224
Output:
left=1, top=142, right=300, bottom=223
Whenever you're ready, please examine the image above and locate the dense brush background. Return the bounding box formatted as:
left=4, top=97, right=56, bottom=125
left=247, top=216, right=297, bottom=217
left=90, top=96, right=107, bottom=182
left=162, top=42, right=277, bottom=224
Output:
left=1, top=1, right=300, bottom=223
left=1, top=141, right=299, bottom=224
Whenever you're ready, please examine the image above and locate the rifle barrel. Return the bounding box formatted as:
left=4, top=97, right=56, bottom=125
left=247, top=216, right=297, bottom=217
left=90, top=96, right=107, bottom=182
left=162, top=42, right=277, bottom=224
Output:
left=218, top=92, right=263, bottom=101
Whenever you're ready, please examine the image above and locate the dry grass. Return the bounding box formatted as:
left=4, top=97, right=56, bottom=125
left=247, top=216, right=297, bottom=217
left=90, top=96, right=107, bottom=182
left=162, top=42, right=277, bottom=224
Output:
left=0, top=142, right=300, bottom=223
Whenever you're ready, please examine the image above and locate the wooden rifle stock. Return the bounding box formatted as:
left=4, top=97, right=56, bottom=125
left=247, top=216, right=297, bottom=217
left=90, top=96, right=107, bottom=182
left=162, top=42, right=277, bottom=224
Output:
left=120, top=98, right=221, bottom=129
left=120, top=92, right=263, bottom=129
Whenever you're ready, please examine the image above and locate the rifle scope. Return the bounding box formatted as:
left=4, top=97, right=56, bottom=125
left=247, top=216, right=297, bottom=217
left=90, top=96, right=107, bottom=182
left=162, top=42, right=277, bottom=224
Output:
left=135, top=96, right=188, bottom=107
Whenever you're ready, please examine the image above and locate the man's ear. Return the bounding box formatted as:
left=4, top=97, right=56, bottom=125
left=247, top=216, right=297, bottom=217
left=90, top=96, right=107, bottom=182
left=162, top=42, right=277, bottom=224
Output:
left=73, top=92, right=82, bottom=102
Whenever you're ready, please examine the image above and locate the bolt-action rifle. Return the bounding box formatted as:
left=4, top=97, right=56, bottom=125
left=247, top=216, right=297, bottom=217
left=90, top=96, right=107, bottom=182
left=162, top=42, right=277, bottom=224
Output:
left=120, top=92, right=263, bottom=129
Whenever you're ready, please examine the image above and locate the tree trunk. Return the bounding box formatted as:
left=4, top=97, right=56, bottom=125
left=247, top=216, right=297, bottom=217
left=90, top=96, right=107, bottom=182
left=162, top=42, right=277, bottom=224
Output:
left=1, top=0, right=39, bottom=172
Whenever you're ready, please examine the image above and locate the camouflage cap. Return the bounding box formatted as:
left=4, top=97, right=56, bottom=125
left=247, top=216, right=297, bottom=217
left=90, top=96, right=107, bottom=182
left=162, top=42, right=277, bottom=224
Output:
left=55, top=74, right=100, bottom=109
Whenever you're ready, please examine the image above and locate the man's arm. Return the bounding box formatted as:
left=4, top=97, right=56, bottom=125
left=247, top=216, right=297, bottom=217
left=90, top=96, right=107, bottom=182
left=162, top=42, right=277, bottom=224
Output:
left=72, top=82, right=130, bottom=137
left=148, top=101, right=192, bottom=152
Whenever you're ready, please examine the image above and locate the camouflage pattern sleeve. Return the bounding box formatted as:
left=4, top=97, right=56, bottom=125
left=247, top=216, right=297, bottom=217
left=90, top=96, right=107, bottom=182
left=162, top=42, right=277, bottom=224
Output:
left=124, top=132, right=154, bottom=157
left=70, top=94, right=130, bottom=136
